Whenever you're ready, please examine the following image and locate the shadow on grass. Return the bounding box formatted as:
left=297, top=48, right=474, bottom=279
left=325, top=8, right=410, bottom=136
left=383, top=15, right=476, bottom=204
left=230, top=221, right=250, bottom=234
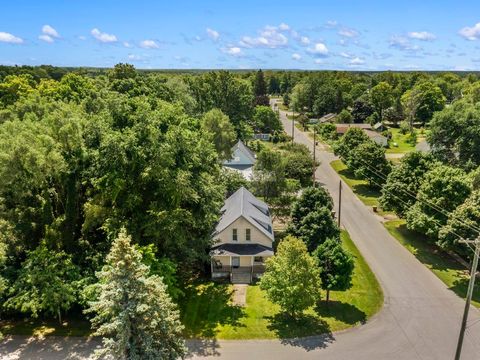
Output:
left=336, top=167, right=381, bottom=200
left=315, top=300, right=367, bottom=325
left=387, top=222, right=480, bottom=304
left=180, top=282, right=245, bottom=339
left=0, top=316, right=92, bottom=337
left=265, top=313, right=334, bottom=351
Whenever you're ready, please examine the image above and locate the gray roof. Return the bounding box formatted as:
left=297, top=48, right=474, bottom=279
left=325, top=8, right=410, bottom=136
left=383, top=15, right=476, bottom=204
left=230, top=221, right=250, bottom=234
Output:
left=223, top=140, right=256, bottom=168
left=214, top=187, right=274, bottom=241
left=211, top=243, right=273, bottom=256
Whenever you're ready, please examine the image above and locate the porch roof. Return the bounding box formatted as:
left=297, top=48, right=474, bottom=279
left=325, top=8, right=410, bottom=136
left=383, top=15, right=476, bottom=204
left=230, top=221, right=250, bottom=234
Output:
left=211, top=243, right=273, bottom=257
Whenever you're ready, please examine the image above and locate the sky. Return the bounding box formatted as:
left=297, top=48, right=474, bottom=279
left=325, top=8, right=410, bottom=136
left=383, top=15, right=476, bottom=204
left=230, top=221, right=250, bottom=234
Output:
left=1, top=0, right=480, bottom=70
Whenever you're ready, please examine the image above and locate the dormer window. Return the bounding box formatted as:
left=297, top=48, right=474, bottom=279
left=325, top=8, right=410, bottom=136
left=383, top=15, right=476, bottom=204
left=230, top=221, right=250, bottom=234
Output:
left=232, top=228, right=238, bottom=241
left=246, top=228, right=251, bottom=241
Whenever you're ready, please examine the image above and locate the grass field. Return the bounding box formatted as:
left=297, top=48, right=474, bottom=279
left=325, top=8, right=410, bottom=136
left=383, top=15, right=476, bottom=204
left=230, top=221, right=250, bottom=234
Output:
left=330, top=159, right=383, bottom=208
left=384, top=220, right=480, bottom=308
left=386, top=128, right=426, bottom=154
left=180, top=230, right=383, bottom=339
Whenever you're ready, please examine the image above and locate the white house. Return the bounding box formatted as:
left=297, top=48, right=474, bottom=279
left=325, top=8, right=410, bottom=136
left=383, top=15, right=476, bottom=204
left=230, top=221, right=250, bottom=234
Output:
left=211, top=187, right=274, bottom=284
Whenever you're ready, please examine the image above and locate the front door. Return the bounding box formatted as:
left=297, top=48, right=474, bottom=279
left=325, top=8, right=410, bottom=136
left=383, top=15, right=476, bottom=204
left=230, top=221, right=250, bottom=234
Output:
left=232, top=256, right=240, bottom=268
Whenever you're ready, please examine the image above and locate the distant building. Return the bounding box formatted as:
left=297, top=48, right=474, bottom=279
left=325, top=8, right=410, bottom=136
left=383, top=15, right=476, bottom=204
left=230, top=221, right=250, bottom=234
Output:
left=373, top=122, right=385, bottom=132
left=335, top=124, right=388, bottom=147
left=211, top=187, right=274, bottom=284
left=252, top=133, right=271, bottom=141
left=223, top=140, right=256, bottom=180
left=364, top=129, right=388, bottom=147
left=335, top=123, right=373, bottom=136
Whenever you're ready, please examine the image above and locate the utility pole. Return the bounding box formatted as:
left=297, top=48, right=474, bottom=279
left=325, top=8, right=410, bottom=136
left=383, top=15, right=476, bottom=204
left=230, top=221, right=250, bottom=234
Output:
left=312, top=125, right=316, bottom=187
left=338, top=180, right=342, bottom=226
left=455, top=236, right=480, bottom=360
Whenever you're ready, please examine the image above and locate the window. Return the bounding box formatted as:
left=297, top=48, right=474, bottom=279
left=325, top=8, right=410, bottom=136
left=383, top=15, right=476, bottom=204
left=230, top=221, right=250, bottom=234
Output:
left=246, top=228, right=251, bottom=241
left=232, top=228, right=238, bottom=241
left=254, top=256, right=264, bottom=263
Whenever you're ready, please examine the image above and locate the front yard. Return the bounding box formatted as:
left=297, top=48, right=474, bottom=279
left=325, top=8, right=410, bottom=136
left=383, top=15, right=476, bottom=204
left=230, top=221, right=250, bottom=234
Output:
left=180, top=230, right=383, bottom=339
left=386, top=128, right=426, bottom=154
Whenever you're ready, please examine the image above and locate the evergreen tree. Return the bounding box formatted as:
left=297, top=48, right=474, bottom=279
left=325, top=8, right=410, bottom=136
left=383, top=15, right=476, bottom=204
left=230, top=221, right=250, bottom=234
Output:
left=253, top=69, right=269, bottom=106
left=86, top=229, right=186, bottom=360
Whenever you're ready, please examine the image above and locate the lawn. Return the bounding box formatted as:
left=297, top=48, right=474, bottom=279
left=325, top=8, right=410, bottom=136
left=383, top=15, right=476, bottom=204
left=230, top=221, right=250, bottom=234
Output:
left=180, top=230, right=383, bottom=340
left=386, top=128, right=425, bottom=154
left=384, top=220, right=480, bottom=308
left=330, top=159, right=383, bottom=208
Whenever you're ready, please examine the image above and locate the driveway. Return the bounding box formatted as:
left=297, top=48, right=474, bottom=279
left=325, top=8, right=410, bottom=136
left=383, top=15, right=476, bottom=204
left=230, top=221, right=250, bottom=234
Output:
left=2, top=104, right=480, bottom=360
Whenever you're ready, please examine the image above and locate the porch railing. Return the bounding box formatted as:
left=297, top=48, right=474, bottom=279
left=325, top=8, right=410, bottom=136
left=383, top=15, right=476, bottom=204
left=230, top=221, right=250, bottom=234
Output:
left=212, top=264, right=265, bottom=273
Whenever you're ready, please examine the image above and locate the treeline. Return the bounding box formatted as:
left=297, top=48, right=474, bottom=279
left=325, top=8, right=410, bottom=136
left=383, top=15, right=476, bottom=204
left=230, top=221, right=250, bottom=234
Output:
left=333, top=85, right=480, bottom=259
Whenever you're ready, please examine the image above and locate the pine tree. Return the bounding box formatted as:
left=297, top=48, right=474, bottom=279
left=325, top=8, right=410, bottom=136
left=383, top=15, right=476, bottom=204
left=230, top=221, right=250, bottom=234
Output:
left=86, top=229, right=186, bottom=360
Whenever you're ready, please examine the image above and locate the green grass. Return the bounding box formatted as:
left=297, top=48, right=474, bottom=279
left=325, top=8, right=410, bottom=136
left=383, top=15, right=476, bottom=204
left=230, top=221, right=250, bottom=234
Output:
left=0, top=316, right=92, bottom=337
left=386, top=128, right=425, bottom=154
left=384, top=219, right=480, bottom=308
left=180, top=230, right=383, bottom=339
left=330, top=159, right=382, bottom=208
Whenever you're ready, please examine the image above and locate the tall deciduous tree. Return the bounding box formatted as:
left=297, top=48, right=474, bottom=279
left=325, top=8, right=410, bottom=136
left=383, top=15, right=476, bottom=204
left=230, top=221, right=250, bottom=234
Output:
left=370, top=82, right=393, bottom=121
left=86, top=229, right=186, bottom=360
left=314, top=237, right=354, bottom=303
left=348, top=140, right=391, bottom=188
left=406, top=165, right=471, bottom=238
left=290, top=186, right=334, bottom=225
left=201, top=108, right=236, bottom=160
left=252, top=105, right=282, bottom=133
left=5, top=242, right=79, bottom=323
left=260, top=236, right=321, bottom=317
left=333, top=127, right=370, bottom=164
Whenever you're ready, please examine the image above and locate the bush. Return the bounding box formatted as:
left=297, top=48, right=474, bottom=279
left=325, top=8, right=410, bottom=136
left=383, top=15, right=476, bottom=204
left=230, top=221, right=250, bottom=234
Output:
left=399, top=120, right=410, bottom=134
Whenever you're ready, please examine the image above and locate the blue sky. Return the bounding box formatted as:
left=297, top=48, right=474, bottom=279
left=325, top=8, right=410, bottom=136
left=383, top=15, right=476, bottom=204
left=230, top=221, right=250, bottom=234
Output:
left=1, top=0, right=480, bottom=70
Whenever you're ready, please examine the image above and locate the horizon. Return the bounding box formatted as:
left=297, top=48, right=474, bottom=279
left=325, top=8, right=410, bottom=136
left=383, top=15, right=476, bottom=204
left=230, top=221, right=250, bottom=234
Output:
left=1, top=0, right=480, bottom=71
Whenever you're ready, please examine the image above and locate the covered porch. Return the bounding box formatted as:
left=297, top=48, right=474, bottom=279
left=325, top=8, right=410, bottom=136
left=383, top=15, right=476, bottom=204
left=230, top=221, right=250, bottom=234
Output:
left=210, top=244, right=273, bottom=283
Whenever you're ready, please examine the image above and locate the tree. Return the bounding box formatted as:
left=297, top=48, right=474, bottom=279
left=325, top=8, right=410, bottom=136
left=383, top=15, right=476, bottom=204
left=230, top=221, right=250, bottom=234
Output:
left=438, top=190, right=480, bottom=258
left=313, top=238, right=354, bottom=303
left=370, top=82, right=393, bottom=121
left=201, top=108, right=236, bottom=160
left=351, top=97, right=374, bottom=123
left=252, top=105, right=282, bottom=133
left=292, top=207, right=340, bottom=252
left=251, top=148, right=286, bottom=201
left=259, top=236, right=321, bottom=317
left=428, top=100, right=480, bottom=170
left=5, top=242, right=79, bottom=323
left=348, top=140, right=391, bottom=188
left=86, top=229, right=186, bottom=360
left=290, top=186, right=334, bottom=225
left=283, top=144, right=316, bottom=187
left=253, top=69, right=269, bottom=106
left=337, top=109, right=353, bottom=123
left=406, top=165, right=471, bottom=238
left=219, top=167, right=250, bottom=197
left=412, top=82, right=445, bottom=124
left=333, top=127, right=369, bottom=164
left=380, top=152, right=437, bottom=217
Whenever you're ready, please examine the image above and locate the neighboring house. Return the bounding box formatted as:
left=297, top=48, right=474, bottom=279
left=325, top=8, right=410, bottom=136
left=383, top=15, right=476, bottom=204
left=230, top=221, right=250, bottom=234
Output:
left=373, top=122, right=384, bottom=132
left=211, top=187, right=274, bottom=284
left=335, top=124, right=387, bottom=147
left=253, top=133, right=271, bottom=141
left=223, top=140, right=256, bottom=180
left=309, top=113, right=337, bottom=125
left=335, top=123, right=373, bottom=136
left=365, top=129, right=388, bottom=147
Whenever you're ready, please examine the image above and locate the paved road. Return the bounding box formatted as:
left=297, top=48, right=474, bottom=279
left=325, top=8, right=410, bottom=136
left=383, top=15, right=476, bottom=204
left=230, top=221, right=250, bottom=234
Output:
left=2, top=103, right=480, bottom=360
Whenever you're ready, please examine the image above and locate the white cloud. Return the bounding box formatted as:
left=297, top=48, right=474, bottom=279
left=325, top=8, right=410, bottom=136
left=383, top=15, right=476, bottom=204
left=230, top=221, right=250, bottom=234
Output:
left=39, top=34, right=54, bottom=43
left=223, top=46, right=243, bottom=56
left=292, top=53, right=302, bottom=60
left=349, top=57, right=365, bottom=65
left=0, top=32, right=23, bottom=44
left=300, top=36, right=310, bottom=45
left=140, top=39, right=159, bottom=49
left=408, top=31, right=436, bottom=41
left=325, top=20, right=338, bottom=28
left=42, top=25, right=59, bottom=38
left=78, top=35, right=86, bottom=40
left=314, top=59, right=323, bottom=64
left=339, top=51, right=353, bottom=58
left=338, top=27, right=358, bottom=38
left=123, top=42, right=133, bottom=48
left=389, top=35, right=420, bottom=51
left=240, top=24, right=289, bottom=48
left=206, top=28, right=220, bottom=41
left=307, top=42, right=329, bottom=56
left=128, top=54, right=142, bottom=61
left=459, top=22, right=480, bottom=41
left=91, top=28, right=117, bottom=43
left=278, top=23, right=290, bottom=31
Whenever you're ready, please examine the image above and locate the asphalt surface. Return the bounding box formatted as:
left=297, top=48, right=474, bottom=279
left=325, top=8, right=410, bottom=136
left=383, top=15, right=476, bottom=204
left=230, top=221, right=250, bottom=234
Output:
left=2, top=103, right=480, bottom=360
